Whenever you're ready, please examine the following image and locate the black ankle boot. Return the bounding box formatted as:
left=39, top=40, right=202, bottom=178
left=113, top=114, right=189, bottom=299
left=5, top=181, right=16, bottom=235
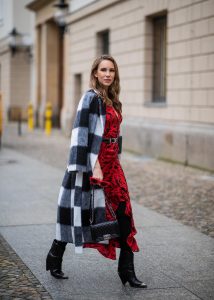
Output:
left=118, top=250, right=147, bottom=288
left=46, top=239, right=68, bottom=279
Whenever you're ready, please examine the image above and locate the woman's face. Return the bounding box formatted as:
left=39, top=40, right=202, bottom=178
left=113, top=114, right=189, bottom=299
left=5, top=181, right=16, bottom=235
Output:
left=95, top=59, right=115, bottom=89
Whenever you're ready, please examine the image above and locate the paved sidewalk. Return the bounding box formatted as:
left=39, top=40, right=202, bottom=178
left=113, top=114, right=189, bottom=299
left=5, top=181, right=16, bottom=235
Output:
left=2, top=123, right=214, bottom=238
left=0, top=146, right=214, bottom=299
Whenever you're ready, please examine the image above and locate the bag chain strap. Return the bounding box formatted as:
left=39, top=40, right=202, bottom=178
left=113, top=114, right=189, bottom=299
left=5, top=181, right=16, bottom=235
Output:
left=89, top=185, right=117, bottom=225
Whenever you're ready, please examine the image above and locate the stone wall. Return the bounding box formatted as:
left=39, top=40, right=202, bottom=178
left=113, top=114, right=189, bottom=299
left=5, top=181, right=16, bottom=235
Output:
left=59, top=0, right=214, bottom=170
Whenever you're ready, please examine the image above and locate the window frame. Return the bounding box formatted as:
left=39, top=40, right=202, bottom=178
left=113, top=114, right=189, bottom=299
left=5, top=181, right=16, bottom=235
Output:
left=144, top=11, right=167, bottom=107
left=152, top=15, right=167, bottom=103
left=96, top=29, right=110, bottom=56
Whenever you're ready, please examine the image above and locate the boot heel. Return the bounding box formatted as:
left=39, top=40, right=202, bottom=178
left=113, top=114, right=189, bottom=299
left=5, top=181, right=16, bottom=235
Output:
left=118, top=272, right=128, bottom=285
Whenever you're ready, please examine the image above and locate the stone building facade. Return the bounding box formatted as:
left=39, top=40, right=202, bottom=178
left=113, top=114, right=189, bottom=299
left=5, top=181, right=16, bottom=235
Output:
left=0, top=0, right=34, bottom=122
left=28, top=0, right=214, bottom=170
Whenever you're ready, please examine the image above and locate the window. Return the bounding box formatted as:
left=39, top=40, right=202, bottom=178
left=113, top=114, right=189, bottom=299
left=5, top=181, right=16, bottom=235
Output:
left=144, top=12, right=167, bottom=105
left=152, top=15, right=167, bottom=103
left=97, top=29, right=110, bottom=55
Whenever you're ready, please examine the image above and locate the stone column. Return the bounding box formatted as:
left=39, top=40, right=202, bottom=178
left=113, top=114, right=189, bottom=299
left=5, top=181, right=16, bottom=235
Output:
left=34, top=25, right=41, bottom=127
left=39, top=21, right=60, bottom=127
left=38, top=22, right=47, bottom=127
left=60, top=31, right=73, bottom=136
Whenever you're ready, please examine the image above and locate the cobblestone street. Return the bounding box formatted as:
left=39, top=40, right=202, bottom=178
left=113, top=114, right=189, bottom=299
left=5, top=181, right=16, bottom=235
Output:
left=124, top=157, right=214, bottom=238
left=0, top=234, right=52, bottom=300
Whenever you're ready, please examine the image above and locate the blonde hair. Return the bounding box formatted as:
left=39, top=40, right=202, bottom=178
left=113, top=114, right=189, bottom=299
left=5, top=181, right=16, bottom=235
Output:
left=89, top=55, right=122, bottom=112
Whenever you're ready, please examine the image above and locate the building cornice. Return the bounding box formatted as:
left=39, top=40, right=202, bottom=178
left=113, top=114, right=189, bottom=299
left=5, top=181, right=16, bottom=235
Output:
left=26, top=0, right=124, bottom=26
left=66, top=0, right=124, bottom=25
left=26, top=0, right=55, bottom=12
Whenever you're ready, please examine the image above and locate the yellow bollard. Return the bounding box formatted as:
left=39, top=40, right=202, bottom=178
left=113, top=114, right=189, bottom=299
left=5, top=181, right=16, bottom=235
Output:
left=0, top=93, right=3, bottom=148
left=45, top=102, right=52, bottom=135
left=27, top=103, right=34, bottom=131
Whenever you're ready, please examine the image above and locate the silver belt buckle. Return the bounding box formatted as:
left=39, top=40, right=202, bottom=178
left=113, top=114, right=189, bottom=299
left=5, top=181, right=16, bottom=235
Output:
left=103, top=234, right=111, bottom=240
left=111, top=138, right=117, bottom=143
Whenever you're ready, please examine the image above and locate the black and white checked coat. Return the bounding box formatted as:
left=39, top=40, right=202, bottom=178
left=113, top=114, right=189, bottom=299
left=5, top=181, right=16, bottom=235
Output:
left=56, top=89, right=122, bottom=253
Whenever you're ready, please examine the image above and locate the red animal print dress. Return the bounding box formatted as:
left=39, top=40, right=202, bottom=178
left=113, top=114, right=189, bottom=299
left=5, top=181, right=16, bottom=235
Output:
left=84, top=105, right=139, bottom=259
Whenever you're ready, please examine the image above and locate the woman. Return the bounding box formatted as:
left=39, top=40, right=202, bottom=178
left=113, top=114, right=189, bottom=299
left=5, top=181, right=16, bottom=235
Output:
left=46, top=55, right=147, bottom=288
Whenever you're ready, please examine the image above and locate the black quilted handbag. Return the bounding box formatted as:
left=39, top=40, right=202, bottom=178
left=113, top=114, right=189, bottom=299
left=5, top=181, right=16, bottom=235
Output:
left=89, top=186, right=120, bottom=242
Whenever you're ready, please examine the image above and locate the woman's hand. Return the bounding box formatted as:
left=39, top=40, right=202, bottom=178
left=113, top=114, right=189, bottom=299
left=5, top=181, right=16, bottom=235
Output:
left=93, top=160, right=103, bottom=180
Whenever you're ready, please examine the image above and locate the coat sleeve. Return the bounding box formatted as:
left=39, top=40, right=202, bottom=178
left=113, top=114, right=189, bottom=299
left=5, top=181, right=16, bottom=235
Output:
left=67, top=92, right=95, bottom=172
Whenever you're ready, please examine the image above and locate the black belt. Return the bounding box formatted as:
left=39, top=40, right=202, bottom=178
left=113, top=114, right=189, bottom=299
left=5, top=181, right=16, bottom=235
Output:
left=102, top=137, right=118, bottom=144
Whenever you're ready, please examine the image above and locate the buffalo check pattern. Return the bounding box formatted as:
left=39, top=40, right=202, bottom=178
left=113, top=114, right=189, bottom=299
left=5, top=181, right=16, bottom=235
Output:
left=56, top=90, right=109, bottom=253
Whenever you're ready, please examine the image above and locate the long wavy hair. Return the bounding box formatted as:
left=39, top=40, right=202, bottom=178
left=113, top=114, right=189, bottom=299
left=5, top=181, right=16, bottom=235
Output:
left=89, top=55, right=122, bottom=112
